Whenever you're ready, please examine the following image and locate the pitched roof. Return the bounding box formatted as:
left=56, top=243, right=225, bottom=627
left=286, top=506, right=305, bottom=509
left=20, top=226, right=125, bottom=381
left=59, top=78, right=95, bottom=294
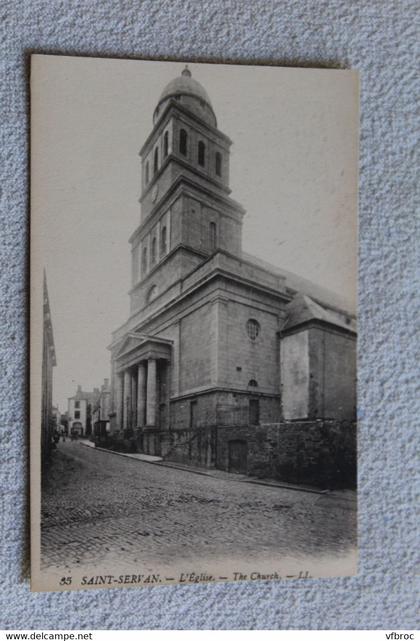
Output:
left=282, top=293, right=356, bottom=334
left=242, top=251, right=355, bottom=316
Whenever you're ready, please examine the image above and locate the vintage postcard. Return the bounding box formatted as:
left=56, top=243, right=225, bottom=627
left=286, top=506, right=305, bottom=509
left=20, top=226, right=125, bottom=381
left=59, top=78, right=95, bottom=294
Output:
left=30, top=55, right=359, bottom=591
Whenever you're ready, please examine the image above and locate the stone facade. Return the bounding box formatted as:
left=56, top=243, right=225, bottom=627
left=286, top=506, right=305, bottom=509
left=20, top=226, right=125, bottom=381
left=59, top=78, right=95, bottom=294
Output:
left=107, top=67, right=357, bottom=487
left=280, top=294, right=357, bottom=421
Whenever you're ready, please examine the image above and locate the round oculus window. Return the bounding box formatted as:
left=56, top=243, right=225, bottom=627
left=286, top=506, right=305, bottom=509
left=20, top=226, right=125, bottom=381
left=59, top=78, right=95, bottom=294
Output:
left=246, top=319, right=260, bottom=340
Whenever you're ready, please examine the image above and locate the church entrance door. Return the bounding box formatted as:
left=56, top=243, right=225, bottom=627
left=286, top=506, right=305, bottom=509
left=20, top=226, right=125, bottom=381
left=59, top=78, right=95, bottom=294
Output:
left=228, top=439, right=247, bottom=474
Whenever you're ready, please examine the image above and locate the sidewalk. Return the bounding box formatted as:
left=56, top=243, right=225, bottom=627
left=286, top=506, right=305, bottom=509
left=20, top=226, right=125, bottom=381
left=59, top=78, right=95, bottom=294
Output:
left=80, top=440, right=162, bottom=462
left=79, top=440, right=356, bottom=506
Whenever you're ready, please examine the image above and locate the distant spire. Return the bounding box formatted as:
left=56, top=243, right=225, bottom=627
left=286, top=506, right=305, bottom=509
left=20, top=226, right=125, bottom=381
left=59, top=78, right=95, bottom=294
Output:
left=182, top=65, right=191, bottom=78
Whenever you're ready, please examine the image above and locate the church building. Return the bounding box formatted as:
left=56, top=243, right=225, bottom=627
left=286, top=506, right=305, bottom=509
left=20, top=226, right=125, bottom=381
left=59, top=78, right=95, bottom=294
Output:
left=108, top=67, right=356, bottom=484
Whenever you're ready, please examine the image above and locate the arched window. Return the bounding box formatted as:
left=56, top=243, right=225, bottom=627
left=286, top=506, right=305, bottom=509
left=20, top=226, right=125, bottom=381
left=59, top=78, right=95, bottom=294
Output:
left=145, top=161, right=150, bottom=184
left=160, top=226, right=167, bottom=256
left=209, top=222, right=217, bottom=252
left=246, top=319, right=260, bottom=341
left=142, top=247, right=148, bottom=275
left=151, top=237, right=157, bottom=265
left=153, top=147, right=159, bottom=175
left=163, top=131, right=169, bottom=158
left=179, top=128, right=188, bottom=156
left=215, top=151, right=222, bottom=177
left=248, top=379, right=258, bottom=388
left=198, top=140, right=205, bottom=166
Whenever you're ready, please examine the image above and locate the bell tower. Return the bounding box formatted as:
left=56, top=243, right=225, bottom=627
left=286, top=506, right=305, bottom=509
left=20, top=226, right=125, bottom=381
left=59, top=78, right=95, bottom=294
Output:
left=128, top=66, right=245, bottom=314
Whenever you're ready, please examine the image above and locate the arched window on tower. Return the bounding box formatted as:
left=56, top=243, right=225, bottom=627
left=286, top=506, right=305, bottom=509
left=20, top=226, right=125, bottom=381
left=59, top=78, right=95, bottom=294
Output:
left=215, top=152, right=222, bottom=177
left=198, top=141, right=205, bottom=167
left=142, top=246, right=148, bottom=275
left=151, top=237, right=157, bottom=265
left=179, top=128, right=188, bottom=156
left=163, top=131, right=169, bottom=158
left=209, top=222, right=217, bottom=252
left=145, top=161, right=150, bottom=184
left=160, top=226, right=167, bottom=256
left=153, top=147, right=159, bottom=175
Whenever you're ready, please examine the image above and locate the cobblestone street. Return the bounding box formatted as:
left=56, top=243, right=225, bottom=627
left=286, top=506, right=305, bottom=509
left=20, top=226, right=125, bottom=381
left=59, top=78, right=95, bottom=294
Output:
left=41, top=440, right=357, bottom=582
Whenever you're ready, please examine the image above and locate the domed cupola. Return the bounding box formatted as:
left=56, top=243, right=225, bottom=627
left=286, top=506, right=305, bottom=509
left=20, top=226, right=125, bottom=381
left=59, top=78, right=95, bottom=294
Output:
left=153, top=66, right=217, bottom=127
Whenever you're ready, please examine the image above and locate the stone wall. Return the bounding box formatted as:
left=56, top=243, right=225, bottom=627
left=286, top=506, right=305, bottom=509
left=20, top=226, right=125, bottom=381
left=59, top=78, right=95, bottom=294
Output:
left=165, top=418, right=357, bottom=489
left=170, top=392, right=218, bottom=430
left=309, top=327, right=357, bottom=420
left=170, top=391, right=280, bottom=431
left=160, top=426, right=216, bottom=467
left=220, top=298, right=281, bottom=393
left=281, top=330, right=310, bottom=419
left=280, top=325, right=356, bottom=422
left=215, top=420, right=356, bottom=488
left=274, top=420, right=356, bottom=488
left=179, top=303, right=214, bottom=390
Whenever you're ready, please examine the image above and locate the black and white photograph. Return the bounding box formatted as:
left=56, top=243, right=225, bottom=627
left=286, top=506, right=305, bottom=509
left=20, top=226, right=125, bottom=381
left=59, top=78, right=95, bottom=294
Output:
left=30, top=55, right=359, bottom=592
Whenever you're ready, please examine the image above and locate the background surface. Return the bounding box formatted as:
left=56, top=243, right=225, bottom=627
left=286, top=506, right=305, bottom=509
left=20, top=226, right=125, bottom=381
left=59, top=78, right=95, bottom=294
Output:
left=0, top=0, right=418, bottom=630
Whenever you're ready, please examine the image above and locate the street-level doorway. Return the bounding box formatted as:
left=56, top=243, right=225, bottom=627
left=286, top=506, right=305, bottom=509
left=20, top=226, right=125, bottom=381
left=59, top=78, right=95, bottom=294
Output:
left=71, top=421, right=83, bottom=437
left=228, top=439, right=247, bottom=474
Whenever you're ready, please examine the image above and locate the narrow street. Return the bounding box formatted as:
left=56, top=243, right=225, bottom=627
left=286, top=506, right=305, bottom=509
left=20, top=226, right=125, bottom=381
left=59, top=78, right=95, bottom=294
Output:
left=41, top=440, right=357, bottom=582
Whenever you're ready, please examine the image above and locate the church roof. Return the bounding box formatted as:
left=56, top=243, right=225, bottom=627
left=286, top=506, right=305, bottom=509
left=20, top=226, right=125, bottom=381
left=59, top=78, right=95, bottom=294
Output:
left=242, top=251, right=355, bottom=316
left=241, top=251, right=356, bottom=335
left=157, top=66, right=213, bottom=111
left=282, top=293, right=356, bottom=334
left=153, top=66, right=217, bottom=127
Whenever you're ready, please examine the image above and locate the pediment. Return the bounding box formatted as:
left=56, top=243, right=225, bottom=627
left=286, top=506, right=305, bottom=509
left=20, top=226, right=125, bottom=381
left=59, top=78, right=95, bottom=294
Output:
left=115, top=333, right=147, bottom=357
left=114, top=332, right=173, bottom=369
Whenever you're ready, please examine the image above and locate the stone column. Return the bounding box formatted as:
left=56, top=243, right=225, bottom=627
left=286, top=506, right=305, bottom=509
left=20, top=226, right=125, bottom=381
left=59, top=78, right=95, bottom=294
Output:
left=137, top=362, right=147, bottom=427
left=115, top=373, right=124, bottom=431
left=146, top=358, right=157, bottom=426
left=123, top=370, right=131, bottom=431
left=131, top=373, right=137, bottom=428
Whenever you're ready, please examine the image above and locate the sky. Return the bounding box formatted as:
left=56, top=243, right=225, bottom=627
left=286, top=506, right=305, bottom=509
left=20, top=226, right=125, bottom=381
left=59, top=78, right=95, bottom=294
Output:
left=31, top=56, right=358, bottom=412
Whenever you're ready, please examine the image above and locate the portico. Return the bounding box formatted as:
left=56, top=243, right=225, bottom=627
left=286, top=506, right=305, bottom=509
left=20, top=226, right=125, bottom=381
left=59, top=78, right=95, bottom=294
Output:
left=114, top=333, right=172, bottom=433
